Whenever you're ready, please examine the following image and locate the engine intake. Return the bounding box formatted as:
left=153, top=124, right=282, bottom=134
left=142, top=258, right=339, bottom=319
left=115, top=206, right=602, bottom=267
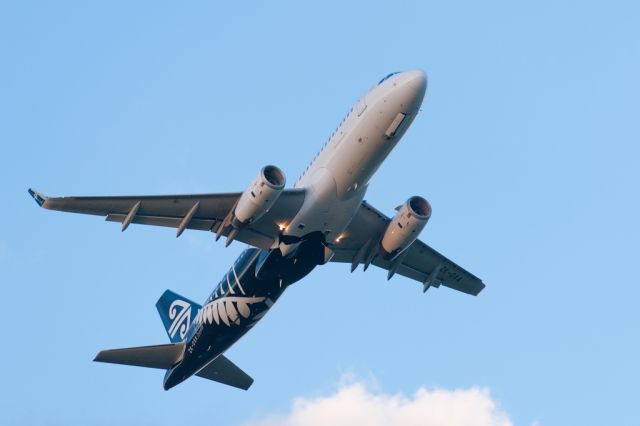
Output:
left=233, top=165, right=286, bottom=226
left=380, top=196, right=431, bottom=260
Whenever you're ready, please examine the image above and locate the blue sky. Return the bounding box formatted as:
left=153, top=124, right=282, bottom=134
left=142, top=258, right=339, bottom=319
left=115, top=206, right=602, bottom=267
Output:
left=1, top=1, right=639, bottom=425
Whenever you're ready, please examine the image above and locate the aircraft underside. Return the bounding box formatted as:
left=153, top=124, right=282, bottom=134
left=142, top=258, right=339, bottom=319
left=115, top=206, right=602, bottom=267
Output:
left=29, top=69, right=485, bottom=390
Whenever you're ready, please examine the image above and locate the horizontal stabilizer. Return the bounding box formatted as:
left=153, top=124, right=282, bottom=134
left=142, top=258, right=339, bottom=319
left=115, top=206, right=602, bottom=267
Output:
left=94, top=342, right=184, bottom=369
left=196, top=354, right=254, bottom=390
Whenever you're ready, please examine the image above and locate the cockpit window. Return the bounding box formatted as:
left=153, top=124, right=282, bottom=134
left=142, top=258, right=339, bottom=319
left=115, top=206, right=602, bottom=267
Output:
left=378, top=72, right=399, bottom=85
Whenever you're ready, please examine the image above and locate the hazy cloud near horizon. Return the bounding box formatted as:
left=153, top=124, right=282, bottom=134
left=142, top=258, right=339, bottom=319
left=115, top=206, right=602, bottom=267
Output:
left=244, top=378, right=514, bottom=426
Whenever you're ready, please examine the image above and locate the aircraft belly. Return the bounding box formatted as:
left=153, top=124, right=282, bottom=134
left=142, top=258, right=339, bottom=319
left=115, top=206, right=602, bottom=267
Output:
left=283, top=167, right=365, bottom=243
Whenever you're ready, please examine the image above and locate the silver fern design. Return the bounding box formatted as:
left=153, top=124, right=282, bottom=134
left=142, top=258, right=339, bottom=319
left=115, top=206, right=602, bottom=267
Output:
left=196, top=296, right=266, bottom=327
left=168, top=299, right=192, bottom=340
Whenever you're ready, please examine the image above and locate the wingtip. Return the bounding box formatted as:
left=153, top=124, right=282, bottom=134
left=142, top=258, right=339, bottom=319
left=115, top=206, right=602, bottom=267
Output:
left=28, top=188, right=48, bottom=207
left=469, top=281, right=486, bottom=296
left=242, top=378, right=254, bottom=391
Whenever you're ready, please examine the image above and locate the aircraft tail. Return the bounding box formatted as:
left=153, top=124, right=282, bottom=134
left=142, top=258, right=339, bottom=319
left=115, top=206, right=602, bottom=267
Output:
left=94, top=290, right=254, bottom=390
left=156, top=289, right=201, bottom=343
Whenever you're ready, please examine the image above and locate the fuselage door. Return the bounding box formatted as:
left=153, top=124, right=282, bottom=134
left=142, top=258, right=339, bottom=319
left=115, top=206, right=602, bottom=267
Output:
left=385, top=113, right=407, bottom=138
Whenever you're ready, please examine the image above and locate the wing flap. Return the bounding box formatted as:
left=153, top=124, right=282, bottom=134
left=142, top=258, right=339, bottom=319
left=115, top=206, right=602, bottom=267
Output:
left=105, top=213, right=217, bottom=231
left=395, top=240, right=485, bottom=295
left=195, top=354, right=254, bottom=390
left=40, top=192, right=241, bottom=219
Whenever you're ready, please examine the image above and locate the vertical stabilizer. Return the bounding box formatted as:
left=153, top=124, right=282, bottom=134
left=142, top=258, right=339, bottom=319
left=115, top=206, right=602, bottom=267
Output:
left=156, top=290, right=201, bottom=343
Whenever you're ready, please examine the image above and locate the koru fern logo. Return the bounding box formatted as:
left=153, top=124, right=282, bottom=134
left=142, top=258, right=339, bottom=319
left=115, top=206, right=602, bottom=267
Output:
left=168, top=299, right=192, bottom=339
left=196, top=296, right=266, bottom=327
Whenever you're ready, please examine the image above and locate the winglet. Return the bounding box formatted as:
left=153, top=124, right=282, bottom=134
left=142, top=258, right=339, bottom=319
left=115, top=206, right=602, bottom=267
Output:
left=28, top=188, right=48, bottom=207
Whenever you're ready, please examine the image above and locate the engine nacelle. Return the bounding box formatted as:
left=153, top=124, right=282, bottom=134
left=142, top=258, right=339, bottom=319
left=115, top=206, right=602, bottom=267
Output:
left=380, top=196, right=431, bottom=260
left=233, top=165, right=286, bottom=226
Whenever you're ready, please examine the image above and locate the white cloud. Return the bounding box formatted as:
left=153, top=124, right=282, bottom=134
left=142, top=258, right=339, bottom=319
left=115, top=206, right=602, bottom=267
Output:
left=245, top=377, right=512, bottom=426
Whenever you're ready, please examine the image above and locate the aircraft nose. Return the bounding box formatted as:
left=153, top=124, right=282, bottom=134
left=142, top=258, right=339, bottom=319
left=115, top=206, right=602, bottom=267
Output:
left=396, top=69, right=427, bottom=111
left=404, top=69, right=427, bottom=95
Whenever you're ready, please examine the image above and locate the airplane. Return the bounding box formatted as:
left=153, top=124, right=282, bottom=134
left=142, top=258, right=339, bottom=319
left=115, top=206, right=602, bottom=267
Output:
left=28, top=69, right=484, bottom=391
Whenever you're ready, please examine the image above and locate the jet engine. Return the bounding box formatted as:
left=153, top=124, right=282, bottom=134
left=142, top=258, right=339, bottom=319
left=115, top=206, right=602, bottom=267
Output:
left=380, top=196, right=431, bottom=260
left=233, top=165, right=286, bottom=226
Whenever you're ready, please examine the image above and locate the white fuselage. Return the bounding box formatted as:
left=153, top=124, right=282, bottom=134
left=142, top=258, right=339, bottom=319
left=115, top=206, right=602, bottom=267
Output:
left=283, top=70, right=427, bottom=248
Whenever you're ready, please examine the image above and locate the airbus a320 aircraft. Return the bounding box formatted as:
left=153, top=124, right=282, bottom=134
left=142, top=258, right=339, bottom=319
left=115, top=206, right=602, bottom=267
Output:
left=29, top=70, right=484, bottom=391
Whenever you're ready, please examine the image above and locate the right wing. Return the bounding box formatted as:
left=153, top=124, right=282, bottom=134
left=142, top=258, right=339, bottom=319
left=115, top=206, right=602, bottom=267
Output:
left=330, top=201, right=485, bottom=295
left=28, top=188, right=305, bottom=250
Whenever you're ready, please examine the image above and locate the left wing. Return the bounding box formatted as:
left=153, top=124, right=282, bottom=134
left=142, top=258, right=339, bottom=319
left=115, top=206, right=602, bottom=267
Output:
left=331, top=201, right=485, bottom=295
left=28, top=188, right=305, bottom=250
